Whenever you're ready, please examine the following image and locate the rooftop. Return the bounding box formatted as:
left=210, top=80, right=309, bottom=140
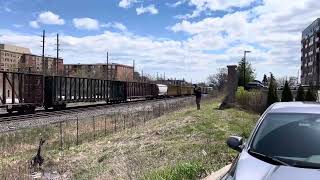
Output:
left=64, top=63, right=133, bottom=68
left=302, top=18, right=320, bottom=39
left=0, top=44, right=31, bottom=54
left=269, top=102, right=320, bottom=114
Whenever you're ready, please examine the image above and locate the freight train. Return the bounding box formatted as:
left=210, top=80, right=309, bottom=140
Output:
left=0, top=71, right=211, bottom=114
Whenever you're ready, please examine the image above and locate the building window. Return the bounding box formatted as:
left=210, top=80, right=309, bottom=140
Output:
left=8, top=90, right=10, bottom=97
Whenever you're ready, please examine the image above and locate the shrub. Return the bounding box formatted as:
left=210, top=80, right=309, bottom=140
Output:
left=305, top=88, right=317, bottom=101
left=235, top=87, right=266, bottom=113
left=281, top=81, right=293, bottom=102
left=295, top=85, right=305, bottom=101
left=267, top=76, right=278, bottom=106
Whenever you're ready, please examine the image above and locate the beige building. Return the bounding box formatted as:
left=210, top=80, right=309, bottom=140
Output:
left=0, top=44, right=31, bottom=54
left=0, top=50, right=23, bottom=71
left=0, top=44, right=31, bottom=72
left=0, top=44, right=64, bottom=74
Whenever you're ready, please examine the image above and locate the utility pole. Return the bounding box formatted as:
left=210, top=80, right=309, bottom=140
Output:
left=106, top=52, right=109, bottom=80
left=41, top=30, right=46, bottom=75
left=132, top=60, right=135, bottom=81
left=141, top=70, right=144, bottom=82
left=243, top=50, right=251, bottom=88
left=56, top=33, right=60, bottom=75
left=106, top=52, right=109, bottom=103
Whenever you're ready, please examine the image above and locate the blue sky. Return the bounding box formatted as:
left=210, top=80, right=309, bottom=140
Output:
left=0, top=0, right=319, bottom=82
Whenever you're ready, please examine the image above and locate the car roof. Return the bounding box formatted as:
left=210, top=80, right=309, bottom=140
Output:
left=269, top=102, right=320, bottom=114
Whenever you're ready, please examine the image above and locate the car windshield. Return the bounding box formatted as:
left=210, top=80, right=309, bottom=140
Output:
left=250, top=113, right=320, bottom=168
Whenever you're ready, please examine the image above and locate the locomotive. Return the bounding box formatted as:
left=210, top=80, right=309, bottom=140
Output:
left=0, top=71, right=211, bottom=114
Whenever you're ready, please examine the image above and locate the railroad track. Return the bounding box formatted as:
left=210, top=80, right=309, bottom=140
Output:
left=0, top=97, right=189, bottom=123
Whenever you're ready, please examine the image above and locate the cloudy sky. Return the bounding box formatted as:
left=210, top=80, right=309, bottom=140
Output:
left=0, top=0, right=319, bottom=82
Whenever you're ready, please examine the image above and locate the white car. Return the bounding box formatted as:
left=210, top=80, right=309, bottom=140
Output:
left=222, top=102, right=320, bottom=180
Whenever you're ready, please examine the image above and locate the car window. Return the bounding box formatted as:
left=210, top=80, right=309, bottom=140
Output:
left=251, top=113, right=320, bottom=166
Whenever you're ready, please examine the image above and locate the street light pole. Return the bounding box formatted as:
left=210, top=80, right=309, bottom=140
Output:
left=243, top=50, right=251, bottom=88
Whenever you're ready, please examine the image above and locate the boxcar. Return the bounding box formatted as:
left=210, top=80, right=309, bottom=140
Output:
left=0, top=71, right=44, bottom=113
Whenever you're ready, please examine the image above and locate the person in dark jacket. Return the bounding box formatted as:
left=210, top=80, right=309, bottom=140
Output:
left=194, top=84, right=202, bottom=110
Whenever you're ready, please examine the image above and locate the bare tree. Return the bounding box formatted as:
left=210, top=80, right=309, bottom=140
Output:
left=276, top=76, right=287, bottom=87
left=207, top=68, right=227, bottom=91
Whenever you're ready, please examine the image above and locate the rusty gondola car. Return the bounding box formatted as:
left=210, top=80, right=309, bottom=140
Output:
left=0, top=71, right=44, bottom=113
left=126, top=82, right=158, bottom=100
left=44, top=76, right=127, bottom=110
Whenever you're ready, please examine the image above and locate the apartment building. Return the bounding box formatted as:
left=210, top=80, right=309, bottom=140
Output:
left=0, top=44, right=29, bottom=71
left=0, top=44, right=64, bottom=75
left=21, top=54, right=64, bottom=75
left=301, top=18, right=320, bottom=86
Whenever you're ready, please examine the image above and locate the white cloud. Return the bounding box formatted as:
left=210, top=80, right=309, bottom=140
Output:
left=73, top=18, right=100, bottom=30
left=188, top=0, right=255, bottom=11
left=37, top=11, right=65, bottom=25
left=101, top=22, right=127, bottom=32
left=29, top=11, right=64, bottom=28
left=29, top=21, right=40, bottom=28
left=169, top=0, right=320, bottom=79
left=136, top=5, right=159, bottom=15
left=5, top=0, right=320, bottom=82
left=176, top=0, right=255, bottom=19
left=113, top=22, right=127, bottom=32
left=72, top=18, right=127, bottom=32
left=166, top=0, right=187, bottom=8
left=119, top=0, right=137, bottom=8
left=0, top=29, right=219, bottom=82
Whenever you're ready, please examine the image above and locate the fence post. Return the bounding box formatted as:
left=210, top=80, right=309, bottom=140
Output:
left=76, top=117, right=79, bottom=145
left=114, top=112, right=117, bottom=132
left=104, top=116, right=107, bottom=136
left=59, top=121, right=63, bottom=150
left=123, top=113, right=126, bottom=130
left=92, top=116, right=96, bottom=140
left=143, top=108, right=146, bottom=124
left=131, top=112, right=134, bottom=127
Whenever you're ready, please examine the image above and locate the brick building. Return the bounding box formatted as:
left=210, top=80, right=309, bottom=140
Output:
left=21, top=54, right=63, bottom=75
left=64, top=63, right=134, bottom=81
left=301, top=18, right=320, bottom=86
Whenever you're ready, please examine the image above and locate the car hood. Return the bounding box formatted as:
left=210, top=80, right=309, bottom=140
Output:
left=234, top=151, right=320, bottom=180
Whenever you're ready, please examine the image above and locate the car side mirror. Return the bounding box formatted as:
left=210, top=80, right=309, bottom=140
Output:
left=227, top=136, right=244, bottom=152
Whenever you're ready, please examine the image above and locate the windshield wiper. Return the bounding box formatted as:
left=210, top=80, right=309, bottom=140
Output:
left=248, top=149, right=291, bottom=166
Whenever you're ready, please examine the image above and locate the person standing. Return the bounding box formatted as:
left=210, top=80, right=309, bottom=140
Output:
left=194, top=84, right=202, bottom=110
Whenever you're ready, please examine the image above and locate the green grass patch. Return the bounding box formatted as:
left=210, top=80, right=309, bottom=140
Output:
left=143, top=162, right=205, bottom=180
